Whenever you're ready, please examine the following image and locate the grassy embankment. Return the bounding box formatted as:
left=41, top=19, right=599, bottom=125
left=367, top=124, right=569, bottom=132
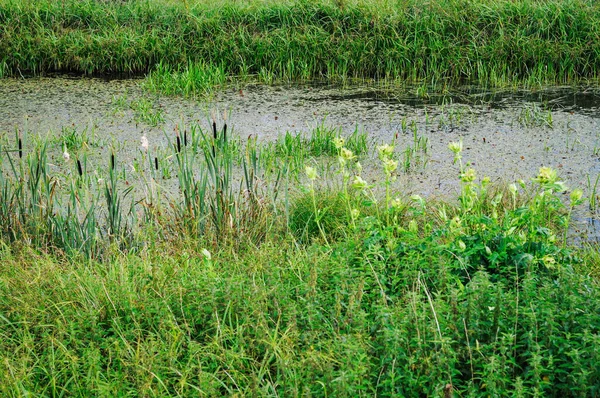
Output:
left=2, top=0, right=600, bottom=94
left=0, top=119, right=599, bottom=396
left=2, top=0, right=600, bottom=396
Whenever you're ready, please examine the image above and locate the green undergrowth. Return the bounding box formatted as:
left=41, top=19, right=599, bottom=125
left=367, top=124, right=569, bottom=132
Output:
left=2, top=0, right=600, bottom=93
left=1, top=120, right=600, bottom=395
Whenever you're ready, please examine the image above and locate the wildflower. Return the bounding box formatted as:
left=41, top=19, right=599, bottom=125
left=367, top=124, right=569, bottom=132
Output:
left=63, top=148, right=70, bottom=162
left=377, top=144, right=394, bottom=159
left=533, top=167, right=558, bottom=185
left=305, top=166, right=318, bottom=181
left=383, top=158, right=398, bottom=175
left=570, top=188, right=584, bottom=205
left=352, top=175, right=368, bottom=190
left=333, top=137, right=345, bottom=149
left=354, top=161, right=362, bottom=173
left=351, top=208, right=360, bottom=220
left=201, top=248, right=212, bottom=260
left=448, top=141, right=462, bottom=154
left=448, top=141, right=463, bottom=164
left=140, top=134, right=149, bottom=152
left=340, top=147, right=354, bottom=161
left=460, top=168, right=476, bottom=183
left=390, top=197, right=403, bottom=210
left=541, top=255, right=556, bottom=269
left=339, top=147, right=355, bottom=166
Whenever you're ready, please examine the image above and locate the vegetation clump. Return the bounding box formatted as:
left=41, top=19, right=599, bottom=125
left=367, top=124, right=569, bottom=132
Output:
left=2, top=0, right=600, bottom=91
left=1, top=122, right=599, bottom=395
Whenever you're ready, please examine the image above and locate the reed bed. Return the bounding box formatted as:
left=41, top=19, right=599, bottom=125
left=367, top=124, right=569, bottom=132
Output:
left=1, top=118, right=600, bottom=395
left=2, top=0, right=600, bottom=90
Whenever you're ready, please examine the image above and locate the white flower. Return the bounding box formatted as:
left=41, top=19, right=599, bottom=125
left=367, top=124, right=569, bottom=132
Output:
left=305, top=166, right=318, bottom=181
left=140, top=134, right=149, bottom=152
left=63, top=148, right=70, bottom=162
left=533, top=167, right=558, bottom=185
left=352, top=175, right=368, bottom=190
left=354, top=161, right=362, bottom=173
left=460, top=168, right=476, bottom=183
left=448, top=141, right=462, bottom=154
left=340, top=147, right=354, bottom=161
left=333, top=137, right=345, bottom=149
left=383, top=158, right=398, bottom=175
left=390, top=197, right=403, bottom=210
left=541, top=255, right=556, bottom=269
left=377, top=144, right=394, bottom=159
left=201, top=248, right=212, bottom=260
left=570, top=188, right=584, bottom=204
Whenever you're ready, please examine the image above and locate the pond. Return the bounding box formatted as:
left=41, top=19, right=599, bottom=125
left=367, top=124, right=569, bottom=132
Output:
left=1, top=76, right=600, bottom=241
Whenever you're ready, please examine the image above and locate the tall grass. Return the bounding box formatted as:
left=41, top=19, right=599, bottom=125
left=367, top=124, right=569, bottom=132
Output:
left=2, top=0, right=600, bottom=90
left=1, top=121, right=600, bottom=395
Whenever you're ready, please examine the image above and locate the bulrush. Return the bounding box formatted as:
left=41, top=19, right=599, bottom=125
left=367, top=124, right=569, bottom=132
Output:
left=174, top=125, right=181, bottom=153
left=18, top=132, right=22, bottom=159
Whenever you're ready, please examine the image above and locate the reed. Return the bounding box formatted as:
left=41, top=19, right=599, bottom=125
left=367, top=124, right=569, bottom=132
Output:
left=2, top=0, right=600, bottom=91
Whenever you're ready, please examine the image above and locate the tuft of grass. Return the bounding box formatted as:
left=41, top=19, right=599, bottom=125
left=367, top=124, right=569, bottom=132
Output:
left=289, top=189, right=348, bottom=243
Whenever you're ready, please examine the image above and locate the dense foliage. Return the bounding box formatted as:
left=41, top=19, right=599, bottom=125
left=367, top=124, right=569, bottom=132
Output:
left=2, top=0, right=600, bottom=88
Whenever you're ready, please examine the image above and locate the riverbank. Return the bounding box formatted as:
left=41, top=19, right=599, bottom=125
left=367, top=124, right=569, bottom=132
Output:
left=2, top=0, right=600, bottom=92
left=1, top=123, right=600, bottom=394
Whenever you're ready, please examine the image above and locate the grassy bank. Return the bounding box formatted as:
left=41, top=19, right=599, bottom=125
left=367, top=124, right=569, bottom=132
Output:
left=1, top=120, right=600, bottom=395
left=2, top=0, right=600, bottom=92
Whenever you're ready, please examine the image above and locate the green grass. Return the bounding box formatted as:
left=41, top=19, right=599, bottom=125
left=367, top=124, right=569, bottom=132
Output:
left=2, top=0, right=600, bottom=92
left=1, top=121, right=600, bottom=395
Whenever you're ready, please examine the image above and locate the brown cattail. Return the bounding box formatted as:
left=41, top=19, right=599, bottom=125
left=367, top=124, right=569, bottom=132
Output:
left=110, top=152, right=115, bottom=171
left=154, top=157, right=158, bottom=170
left=184, top=130, right=188, bottom=147
left=18, top=137, right=22, bottom=159
left=176, top=135, right=181, bottom=153
left=77, top=159, right=83, bottom=177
